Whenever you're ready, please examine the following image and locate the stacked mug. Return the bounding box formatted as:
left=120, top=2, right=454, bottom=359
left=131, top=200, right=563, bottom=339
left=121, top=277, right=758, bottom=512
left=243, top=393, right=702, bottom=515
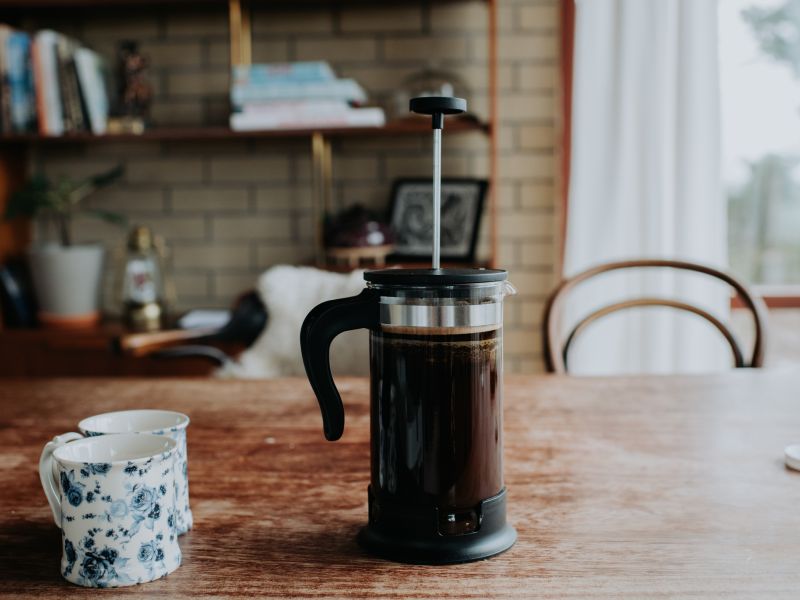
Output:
left=39, top=410, right=192, bottom=588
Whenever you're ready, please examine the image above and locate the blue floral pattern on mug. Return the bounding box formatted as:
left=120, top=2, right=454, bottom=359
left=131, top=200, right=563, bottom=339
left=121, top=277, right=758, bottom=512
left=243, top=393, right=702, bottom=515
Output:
left=56, top=451, right=181, bottom=587
left=82, top=416, right=192, bottom=535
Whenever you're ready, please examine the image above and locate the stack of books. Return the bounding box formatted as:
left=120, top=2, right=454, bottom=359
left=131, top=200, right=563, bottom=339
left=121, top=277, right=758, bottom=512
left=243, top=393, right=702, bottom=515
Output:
left=229, top=61, right=385, bottom=131
left=0, top=26, right=109, bottom=136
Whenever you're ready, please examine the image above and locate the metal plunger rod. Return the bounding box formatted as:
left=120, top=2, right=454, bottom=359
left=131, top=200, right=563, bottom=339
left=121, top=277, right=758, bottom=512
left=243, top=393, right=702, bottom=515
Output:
left=408, top=96, right=467, bottom=271
left=432, top=126, right=442, bottom=270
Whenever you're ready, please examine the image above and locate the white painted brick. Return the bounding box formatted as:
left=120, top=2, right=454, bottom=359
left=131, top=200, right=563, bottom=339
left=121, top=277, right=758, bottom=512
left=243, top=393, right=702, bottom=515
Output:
left=211, top=214, right=293, bottom=241
left=144, top=41, right=204, bottom=68
left=255, top=186, right=313, bottom=211
left=518, top=123, right=555, bottom=150
left=519, top=182, right=557, bottom=209
left=499, top=93, right=556, bottom=120
left=519, top=238, right=556, bottom=267
left=127, top=159, right=204, bottom=184
left=498, top=153, right=555, bottom=179
left=519, top=299, right=545, bottom=327
left=499, top=33, right=557, bottom=61
left=295, top=39, right=378, bottom=63
left=334, top=156, right=382, bottom=182
left=167, top=71, right=229, bottom=96
left=210, top=156, right=291, bottom=183
left=506, top=270, right=555, bottom=298
left=84, top=188, right=165, bottom=214
left=518, top=4, right=560, bottom=31
left=340, top=7, right=423, bottom=33
left=172, top=187, right=249, bottom=212
left=150, top=99, right=204, bottom=127
left=214, top=272, right=260, bottom=297
left=173, top=273, right=211, bottom=298
left=385, top=155, right=471, bottom=181
left=147, top=216, right=206, bottom=241
left=172, top=244, right=250, bottom=269
left=504, top=327, right=541, bottom=356
left=83, top=16, right=159, bottom=40
left=383, top=35, right=469, bottom=63
left=256, top=243, right=313, bottom=267
left=430, top=1, right=489, bottom=33
left=165, top=10, right=229, bottom=37
left=518, top=64, right=558, bottom=91
left=499, top=209, right=554, bottom=238
left=251, top=9, right=334, bottom=35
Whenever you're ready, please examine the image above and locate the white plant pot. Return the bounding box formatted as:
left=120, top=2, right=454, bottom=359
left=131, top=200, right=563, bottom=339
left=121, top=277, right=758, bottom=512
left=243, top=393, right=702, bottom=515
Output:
left=28, top=243, right=105, bottom=327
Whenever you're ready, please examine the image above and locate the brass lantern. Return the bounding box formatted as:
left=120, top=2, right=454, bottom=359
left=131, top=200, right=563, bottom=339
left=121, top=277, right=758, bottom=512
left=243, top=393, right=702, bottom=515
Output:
left=119, top=225, right=172, bottom=332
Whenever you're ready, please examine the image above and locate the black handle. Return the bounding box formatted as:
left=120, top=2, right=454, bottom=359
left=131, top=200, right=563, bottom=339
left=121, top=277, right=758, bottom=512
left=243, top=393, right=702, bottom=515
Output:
left=300, top=288, right=379, bottom=441
left=150, top=345, right=231, bottom=366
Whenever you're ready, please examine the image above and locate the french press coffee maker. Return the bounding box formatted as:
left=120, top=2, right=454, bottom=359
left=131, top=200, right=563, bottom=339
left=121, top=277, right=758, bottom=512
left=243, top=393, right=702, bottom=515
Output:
left=301, top=97, right=516, bottom=564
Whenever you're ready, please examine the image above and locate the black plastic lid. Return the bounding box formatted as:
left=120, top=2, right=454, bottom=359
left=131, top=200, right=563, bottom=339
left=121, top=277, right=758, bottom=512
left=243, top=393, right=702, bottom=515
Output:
left=364, top=268, right=507, bottom=286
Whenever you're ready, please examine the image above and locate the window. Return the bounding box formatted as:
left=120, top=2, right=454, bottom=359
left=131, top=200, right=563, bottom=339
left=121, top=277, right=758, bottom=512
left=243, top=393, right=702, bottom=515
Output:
left=720, top=0, right=800, bottom=293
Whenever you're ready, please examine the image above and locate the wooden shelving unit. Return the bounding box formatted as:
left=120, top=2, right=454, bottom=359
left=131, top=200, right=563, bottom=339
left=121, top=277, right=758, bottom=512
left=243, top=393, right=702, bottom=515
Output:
left=0, top=0, right=499, bottom=288
left=0, top=116, right=489, bottom=145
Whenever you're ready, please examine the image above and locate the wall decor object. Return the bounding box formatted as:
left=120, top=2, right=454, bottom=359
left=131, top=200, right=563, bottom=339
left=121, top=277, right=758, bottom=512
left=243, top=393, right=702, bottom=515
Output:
left=3, top=165, right=125, bottom=328
left=388, top=178, right=487, bottom=262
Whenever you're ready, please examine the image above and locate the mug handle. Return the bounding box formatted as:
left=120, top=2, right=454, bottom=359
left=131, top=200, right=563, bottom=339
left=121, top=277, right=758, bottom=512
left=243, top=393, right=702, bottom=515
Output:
left=300, top=288, right=379, bottom=441
left=39, top=432, right=84, bottom=527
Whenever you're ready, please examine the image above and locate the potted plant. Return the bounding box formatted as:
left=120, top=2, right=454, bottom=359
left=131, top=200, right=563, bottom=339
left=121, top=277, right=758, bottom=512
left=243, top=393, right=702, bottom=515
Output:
left=4, top=165, right=125, bottom=328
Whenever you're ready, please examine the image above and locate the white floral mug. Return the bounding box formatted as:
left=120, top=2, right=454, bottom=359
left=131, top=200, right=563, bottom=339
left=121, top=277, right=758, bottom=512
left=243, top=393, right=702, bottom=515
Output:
left=39, top=433, right=182, bottom=587
left=77, top=410, right=193, bottom=534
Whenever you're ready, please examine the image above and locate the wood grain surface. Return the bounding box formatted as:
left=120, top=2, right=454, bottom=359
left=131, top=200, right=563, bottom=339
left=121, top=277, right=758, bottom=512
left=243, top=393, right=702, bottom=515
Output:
left=1, top=372, right=800, bottom=598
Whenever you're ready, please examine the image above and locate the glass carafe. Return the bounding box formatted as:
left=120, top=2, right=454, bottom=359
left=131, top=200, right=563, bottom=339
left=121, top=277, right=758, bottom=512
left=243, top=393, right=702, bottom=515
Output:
left=300, top=268, right=517, bottom=564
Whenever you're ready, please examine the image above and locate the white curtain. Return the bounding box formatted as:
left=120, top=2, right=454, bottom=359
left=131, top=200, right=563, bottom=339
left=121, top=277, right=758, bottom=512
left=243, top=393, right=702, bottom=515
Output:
left=564, top=0, right=730, bottom=374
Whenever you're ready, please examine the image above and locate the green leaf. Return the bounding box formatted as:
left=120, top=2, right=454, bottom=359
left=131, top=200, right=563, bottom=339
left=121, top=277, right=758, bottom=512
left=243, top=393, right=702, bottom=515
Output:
left=3, top=174, right=52, bottom=220
left=90, top=164, right=125, bottom=189
left=86, top=208, right=128, bottom=227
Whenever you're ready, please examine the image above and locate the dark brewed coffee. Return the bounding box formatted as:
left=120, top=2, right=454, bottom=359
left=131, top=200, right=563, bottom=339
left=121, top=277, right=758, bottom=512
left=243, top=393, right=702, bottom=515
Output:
left=369, top=326, right=503, bottom=511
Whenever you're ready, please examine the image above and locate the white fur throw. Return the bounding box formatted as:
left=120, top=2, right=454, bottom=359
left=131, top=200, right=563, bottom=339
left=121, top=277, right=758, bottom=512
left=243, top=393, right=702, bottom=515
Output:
left=216, top=265, right=369, bottom=378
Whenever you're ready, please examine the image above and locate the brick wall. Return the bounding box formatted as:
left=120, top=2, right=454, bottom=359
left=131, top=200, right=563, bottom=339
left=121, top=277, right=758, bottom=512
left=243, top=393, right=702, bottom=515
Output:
left=28, top=0, right=560, bottom=373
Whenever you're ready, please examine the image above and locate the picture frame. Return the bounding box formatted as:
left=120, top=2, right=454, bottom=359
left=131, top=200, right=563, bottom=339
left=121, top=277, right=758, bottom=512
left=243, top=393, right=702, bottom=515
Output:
left=387, top=178, right=488, bottom=262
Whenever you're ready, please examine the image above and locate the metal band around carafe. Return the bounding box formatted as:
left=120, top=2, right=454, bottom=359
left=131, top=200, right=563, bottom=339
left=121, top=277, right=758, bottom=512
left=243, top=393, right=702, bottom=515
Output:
left=379, top=299, right=503, bottom=329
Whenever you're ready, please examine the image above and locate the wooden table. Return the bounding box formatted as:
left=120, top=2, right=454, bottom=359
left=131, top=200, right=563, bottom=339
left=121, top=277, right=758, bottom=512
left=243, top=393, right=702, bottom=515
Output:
left=2, top=372, right=800, bottom=598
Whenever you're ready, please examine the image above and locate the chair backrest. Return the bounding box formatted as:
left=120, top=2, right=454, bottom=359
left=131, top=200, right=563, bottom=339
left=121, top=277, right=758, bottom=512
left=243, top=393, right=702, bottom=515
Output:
left=542, top=259, right=768, bottom=373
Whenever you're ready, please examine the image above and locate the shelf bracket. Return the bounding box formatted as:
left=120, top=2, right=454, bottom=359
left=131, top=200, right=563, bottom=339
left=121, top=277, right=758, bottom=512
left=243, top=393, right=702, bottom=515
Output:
left=229, top=0, right=252, bottom=67
left=311, top=132, right=333, bottom=267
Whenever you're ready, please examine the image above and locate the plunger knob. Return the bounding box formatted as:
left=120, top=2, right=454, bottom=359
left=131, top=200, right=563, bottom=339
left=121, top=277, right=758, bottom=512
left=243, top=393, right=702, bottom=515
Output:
left=410, top=96, right=467, bottom=129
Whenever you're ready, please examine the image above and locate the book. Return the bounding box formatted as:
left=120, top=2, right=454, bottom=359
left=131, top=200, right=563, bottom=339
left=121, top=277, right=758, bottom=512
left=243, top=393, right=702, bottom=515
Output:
left=55, top=34, right=86, bottom=132
left=231, top=78, right=368, bottom=108
left=32, top=30, right=63, bottom=136
left=236, top=99, right=351, bottom=115
left=230, top=105, right=385, bottom=131
left=232, top=62, right=335, bottom=86
left=74, top=47, right=109, bottom=135
left=6, top=30, right=36, bottom=132
left=0, top=26, right=10, bottom=132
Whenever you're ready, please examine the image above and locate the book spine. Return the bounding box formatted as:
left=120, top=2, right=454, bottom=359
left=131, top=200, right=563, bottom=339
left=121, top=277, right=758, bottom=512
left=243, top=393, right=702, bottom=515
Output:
left=31, top=38, right=47, bottom=134
left=55, top=37, right=86, bottom=132
left=231, top=79, right=367, bottom=106
left=230, top=107, right=385, bottom=131
left=232, top=61, right=335, bottom=85
left=0, top=28, right=10, bottom=134
left=7, top=32, right=36, bottom=132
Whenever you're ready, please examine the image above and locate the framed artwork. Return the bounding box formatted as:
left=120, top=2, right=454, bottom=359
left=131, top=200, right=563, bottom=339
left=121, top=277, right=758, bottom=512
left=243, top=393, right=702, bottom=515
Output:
left=388, top=178, right=488, bottom=262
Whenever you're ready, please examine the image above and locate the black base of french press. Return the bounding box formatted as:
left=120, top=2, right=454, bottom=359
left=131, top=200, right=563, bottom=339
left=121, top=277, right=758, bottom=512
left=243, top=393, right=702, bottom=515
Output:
left=357, top=487, right=517, bottom=565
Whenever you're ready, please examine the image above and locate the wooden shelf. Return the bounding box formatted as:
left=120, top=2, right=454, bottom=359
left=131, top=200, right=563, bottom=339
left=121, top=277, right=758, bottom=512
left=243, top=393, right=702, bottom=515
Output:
left=0, top=117, right=490, bottom=145
left=0, top=0, right=483, bottom=9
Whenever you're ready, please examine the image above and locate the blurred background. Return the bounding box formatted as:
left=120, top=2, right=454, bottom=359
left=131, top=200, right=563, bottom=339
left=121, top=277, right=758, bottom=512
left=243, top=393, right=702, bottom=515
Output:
left=0, top=0, right=797, bottom=377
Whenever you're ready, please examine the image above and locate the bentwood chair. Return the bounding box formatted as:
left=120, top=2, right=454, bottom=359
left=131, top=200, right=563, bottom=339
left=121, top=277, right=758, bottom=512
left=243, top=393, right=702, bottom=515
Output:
left=542, top=259, right=768, bottom=374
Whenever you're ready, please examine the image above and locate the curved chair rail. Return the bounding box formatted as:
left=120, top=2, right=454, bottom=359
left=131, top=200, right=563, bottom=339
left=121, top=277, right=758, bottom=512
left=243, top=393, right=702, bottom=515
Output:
left=542, top=259, right=768, bottom=373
